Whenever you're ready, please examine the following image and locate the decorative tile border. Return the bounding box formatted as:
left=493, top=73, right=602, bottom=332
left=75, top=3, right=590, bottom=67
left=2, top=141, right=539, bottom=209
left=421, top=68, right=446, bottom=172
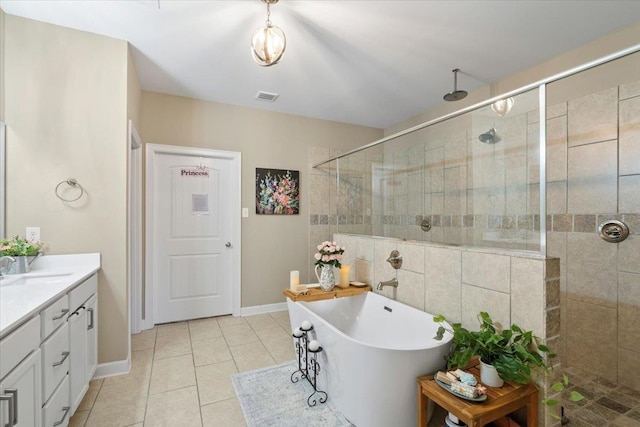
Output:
left=310, top=213, right=640, bottom=234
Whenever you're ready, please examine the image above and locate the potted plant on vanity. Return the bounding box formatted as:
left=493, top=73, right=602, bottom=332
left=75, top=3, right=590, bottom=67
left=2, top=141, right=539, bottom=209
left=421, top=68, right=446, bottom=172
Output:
left=0, top=236, right=44, bottom=275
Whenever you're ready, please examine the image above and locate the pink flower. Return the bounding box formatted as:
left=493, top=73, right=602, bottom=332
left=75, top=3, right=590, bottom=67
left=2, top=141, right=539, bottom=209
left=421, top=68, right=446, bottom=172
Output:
left=314, top=253, right=321, bottom=260
left=322, top=255, right=330, bottom=262
left=336, top=254, right=342, bottom=260
left=317, top=244, right=323, bottom=250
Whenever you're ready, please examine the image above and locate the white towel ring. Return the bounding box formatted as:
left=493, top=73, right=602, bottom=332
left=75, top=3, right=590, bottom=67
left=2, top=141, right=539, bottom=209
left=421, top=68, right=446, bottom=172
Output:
left=55, top=178, right=84, bottom=202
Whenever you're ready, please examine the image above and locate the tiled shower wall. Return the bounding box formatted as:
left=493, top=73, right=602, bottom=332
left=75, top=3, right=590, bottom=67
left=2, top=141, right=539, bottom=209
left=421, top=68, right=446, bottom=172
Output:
left=546, top=79, right=640, bottom=391
left=375, top=102, right=542, bottom=252
left=312, top=90, right=543, bottom=253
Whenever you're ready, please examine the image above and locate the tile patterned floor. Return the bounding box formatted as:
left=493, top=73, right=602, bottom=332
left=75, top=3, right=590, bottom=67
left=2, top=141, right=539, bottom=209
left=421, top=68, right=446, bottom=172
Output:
left=69, top=311, right=640, bottom=427
left=69, top=311, right=294, bottom=427
left=561, top=366, right=640, bottom=427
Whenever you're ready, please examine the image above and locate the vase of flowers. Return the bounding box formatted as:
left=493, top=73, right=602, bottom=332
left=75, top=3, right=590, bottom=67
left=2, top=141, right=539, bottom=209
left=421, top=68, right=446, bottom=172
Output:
left=0, top=236, right=44, bottom=274
left=313, top=241, right=345, bottom=291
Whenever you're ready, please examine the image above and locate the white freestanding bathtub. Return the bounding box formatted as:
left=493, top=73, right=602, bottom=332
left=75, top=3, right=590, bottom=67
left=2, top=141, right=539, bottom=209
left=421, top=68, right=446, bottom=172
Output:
left=287, top=291, right=452, bottom=427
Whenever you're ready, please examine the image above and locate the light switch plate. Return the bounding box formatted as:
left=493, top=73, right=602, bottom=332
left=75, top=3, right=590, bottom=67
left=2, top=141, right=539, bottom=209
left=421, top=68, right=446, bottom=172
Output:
left=242, top=208, right=249, bottom=218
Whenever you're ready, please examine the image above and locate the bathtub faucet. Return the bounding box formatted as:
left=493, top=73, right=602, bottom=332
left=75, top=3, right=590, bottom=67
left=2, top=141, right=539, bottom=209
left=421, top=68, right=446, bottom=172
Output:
left=376, top=278, right=398, bottom=290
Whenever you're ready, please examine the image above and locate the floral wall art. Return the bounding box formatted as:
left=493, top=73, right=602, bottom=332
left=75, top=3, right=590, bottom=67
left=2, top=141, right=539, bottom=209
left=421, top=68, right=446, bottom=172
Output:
left=255, top=168, right=300, bottom=215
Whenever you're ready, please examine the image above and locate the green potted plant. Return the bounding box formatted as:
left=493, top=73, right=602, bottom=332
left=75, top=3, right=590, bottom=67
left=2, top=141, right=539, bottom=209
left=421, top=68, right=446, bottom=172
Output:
left=434, top=311, right=583, bottom=420
left=433, top=312, right=553, bottom=386
left=0, top=236, right=44, bottom=274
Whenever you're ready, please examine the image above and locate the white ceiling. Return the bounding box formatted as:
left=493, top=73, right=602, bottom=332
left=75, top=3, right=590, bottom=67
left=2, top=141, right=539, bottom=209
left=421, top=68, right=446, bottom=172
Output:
left=2, top=0, right=640, bottom=129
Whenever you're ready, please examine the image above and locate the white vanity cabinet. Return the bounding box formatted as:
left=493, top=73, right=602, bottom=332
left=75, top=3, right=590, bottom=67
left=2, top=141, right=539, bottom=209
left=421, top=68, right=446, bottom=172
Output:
left=68, top=274, right=97, bottom=415
left=0, top=254, right=100, bottom=427
left=0, top=316, right=42, bottom=427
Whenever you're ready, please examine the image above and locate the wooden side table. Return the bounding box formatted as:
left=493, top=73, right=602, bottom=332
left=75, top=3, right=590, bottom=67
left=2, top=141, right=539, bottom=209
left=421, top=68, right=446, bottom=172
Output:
left=417, top=359, right=538, bottom=427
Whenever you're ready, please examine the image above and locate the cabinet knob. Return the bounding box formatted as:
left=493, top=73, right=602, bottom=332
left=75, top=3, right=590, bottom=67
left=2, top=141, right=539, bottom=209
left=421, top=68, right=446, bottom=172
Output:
left=87, top=308, right=94, bottom=330
left=52, top=308, right=69, bottom=321
left=52, top=351, right=70, bottom=367
left=0, top=388, right=17, bottom=426
left=53, top=406, right=70, bottom=427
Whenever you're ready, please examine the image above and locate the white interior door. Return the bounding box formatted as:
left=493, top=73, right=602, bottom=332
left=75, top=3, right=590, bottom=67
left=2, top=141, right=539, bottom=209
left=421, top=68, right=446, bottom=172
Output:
left=147, top=144, right=240, bottom=324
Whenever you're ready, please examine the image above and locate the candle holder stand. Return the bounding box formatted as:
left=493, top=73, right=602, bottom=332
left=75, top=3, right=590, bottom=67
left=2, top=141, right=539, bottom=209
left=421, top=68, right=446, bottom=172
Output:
left=290, top=325, right=327, bottom=407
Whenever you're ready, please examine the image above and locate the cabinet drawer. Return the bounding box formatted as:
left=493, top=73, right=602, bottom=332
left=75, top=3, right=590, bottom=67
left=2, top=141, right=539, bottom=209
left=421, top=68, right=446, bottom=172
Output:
left=41, top=323, right=69, bottom=403
left=41, top=295, right=69, bottom=340
left=0, top=316, right=39, bottom=380
left=68, top=274, right=97, bottom=311
left=43, top=375, right=70, bottom=427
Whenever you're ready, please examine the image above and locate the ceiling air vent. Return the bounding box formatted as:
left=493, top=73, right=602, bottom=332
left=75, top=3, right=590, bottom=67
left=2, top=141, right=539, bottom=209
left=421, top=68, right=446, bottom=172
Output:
left=256, top=91, right=279, bottom=102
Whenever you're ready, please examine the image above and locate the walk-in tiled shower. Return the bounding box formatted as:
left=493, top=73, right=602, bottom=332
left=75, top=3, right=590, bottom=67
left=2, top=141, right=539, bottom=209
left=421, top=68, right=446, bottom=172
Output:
left=310, top=49, right=640, bottom=426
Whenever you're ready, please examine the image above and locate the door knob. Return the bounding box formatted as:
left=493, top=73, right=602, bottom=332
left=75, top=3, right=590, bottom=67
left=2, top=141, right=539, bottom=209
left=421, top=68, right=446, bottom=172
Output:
left=225, top=242, right=232, bottom=247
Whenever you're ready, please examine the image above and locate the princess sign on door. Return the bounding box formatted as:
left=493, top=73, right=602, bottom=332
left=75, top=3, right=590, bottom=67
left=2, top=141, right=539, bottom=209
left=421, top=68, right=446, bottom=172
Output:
left=181, top=168, right=209, bottom=177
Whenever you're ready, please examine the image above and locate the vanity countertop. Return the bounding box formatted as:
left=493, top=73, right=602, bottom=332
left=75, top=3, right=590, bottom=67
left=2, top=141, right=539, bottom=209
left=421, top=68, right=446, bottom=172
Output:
left=0, top=253, right=101, bottom=339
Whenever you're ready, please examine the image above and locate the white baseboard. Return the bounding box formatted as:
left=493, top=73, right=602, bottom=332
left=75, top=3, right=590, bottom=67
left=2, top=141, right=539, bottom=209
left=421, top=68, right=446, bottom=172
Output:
left=93, top=357, right=131, bottom=379
left=240, top=302, right=287, bottom=316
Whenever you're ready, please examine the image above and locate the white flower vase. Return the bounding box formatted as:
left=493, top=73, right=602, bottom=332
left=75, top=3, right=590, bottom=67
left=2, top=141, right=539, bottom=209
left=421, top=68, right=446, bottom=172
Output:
left=479, top=358, right=504, bottom=388
left=315, top=264, right=335, bottom=291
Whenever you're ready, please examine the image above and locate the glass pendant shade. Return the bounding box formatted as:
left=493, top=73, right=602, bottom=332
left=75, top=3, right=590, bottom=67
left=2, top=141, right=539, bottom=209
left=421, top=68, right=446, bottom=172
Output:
left=251, top=23, right=286, bottom=66
left=491, top=97, right=515, bottom=117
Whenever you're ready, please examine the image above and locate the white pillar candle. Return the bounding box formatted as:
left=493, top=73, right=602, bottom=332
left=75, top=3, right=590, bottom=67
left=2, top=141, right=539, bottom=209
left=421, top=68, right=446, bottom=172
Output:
left=290, top=270, right=300, bottom=290
left=308, top=340, right=320, bottom=351
left=339, top=265, right=350, bottom=288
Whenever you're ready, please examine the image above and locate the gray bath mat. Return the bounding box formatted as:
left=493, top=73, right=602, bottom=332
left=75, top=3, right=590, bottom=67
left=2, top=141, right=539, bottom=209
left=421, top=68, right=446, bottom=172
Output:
left=231, top=361, right=352, bottom=427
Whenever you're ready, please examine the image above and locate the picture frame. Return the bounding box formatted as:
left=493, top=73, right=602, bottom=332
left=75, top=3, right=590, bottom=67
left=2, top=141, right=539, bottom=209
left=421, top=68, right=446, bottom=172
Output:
left=255, top=168, right=300, bottom=215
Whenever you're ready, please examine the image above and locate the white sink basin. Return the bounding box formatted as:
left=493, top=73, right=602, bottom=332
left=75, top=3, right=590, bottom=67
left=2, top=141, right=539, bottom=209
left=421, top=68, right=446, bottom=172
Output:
left=1, top=273, right=73, bottom=287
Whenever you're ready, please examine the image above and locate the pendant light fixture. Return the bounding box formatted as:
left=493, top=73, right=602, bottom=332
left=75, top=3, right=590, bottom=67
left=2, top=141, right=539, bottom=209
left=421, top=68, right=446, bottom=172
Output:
left=251, top=0, right=286, bottom=67
left=491, top=97, right=515, bottom=117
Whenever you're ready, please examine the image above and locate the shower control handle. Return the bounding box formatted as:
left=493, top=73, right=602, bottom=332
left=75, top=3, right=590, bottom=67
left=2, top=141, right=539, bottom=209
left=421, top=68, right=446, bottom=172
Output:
left=386, top=250, right=402, bottom=270
left=598, top=220, right=629, bottom=243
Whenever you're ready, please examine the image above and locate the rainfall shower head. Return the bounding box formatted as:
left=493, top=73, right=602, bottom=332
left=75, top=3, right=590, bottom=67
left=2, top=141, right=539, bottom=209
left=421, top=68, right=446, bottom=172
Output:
left=478, top=128, right=501, bottom=144
left=443, top=68, right=468, bottom=102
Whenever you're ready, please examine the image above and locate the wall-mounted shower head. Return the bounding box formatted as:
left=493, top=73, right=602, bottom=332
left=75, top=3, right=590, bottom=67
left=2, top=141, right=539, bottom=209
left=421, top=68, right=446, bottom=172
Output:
left=478, top=128, right=501, bottom=144
left=443, top=68, right=468, bottom=101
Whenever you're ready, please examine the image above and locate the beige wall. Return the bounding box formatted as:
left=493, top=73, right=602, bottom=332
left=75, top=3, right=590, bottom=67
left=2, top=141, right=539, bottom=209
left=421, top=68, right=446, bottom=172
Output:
left=140, top=91, right=382, bottom=307
left=127, top=48, right=141, bottom=130
left=0, top=9, right=5, bottom=122
left=4, top=15, right=130, bottom=364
